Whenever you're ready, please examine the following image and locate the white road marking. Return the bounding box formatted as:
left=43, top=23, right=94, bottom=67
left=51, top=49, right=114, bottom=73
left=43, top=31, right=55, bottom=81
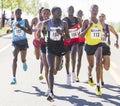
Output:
left=0, top=43, right=11, bottom=53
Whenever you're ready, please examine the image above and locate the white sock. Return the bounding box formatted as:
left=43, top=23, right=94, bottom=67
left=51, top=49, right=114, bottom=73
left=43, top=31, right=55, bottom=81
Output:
left=96, top=83, right=100, bottom=86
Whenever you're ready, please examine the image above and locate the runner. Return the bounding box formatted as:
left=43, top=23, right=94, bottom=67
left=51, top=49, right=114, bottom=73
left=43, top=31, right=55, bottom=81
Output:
left=31, top=7, right=44, bottom=60
left=76, top=10, right=85, bottom=82
left=31, top=7, right=44, bottom=80
left=80, top=4, right=103, bottom=95
left=10, top=8, right=32, bottom=84
left=63, top=6, right=78, bottom=85
left=40, top=7, right=70, bottom=101
left=37, top=8, right=51, bottom=96
left=99, top=13, right=119, bottom=87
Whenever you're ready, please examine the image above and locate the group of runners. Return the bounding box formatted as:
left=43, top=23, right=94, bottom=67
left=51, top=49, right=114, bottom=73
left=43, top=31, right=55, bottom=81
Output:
left=10, top=4, right=119, bottom=102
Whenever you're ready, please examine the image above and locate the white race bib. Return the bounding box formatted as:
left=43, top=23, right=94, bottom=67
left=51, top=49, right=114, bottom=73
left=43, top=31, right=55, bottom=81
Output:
left=91, top=28, right=101, bottom=39
left=50, top=27, right=62, bottom=41
left=15, top=27, right=24, bottom=36
left=101, top=33, right=107, bottom=43
left=69, top=28, right=78, bottom=38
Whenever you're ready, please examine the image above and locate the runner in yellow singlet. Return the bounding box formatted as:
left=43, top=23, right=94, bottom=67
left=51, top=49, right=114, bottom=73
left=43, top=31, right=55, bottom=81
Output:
left=80, top=4, right=103, bottom=95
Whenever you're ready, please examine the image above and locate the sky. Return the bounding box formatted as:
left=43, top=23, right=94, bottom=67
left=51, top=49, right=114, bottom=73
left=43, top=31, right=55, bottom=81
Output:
left=41, top=0, right=120, bottom=23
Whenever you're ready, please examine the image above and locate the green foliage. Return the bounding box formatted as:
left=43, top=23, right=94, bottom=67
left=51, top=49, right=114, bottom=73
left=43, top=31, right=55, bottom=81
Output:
left=0, top=0, right=49, bottom=16
left=0, top=0, right=17, bottom=12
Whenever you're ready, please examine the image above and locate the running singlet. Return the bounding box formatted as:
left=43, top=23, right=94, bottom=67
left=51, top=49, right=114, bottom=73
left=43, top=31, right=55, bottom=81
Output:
left=32, top=17, right=41, bottom=39
left=85, top=23, right=102, bottom=45
left=46, top=19, right=66, bottom=56
left=12, top=19, right=26, bottom=41
left=101, top=24, right=110, bottom=45
left=32, top=17, right=43, bottom=48
left=64, top=17, right=78, bottom=45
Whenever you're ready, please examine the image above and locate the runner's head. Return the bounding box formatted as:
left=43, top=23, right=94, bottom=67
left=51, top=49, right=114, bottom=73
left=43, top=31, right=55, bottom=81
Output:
left=99, top=13, right=106, bottom=22
left=42, top=8, right=51, bottom=20
left=52, top=7, right=62, bottom=20
left=77, top=10, right=83, bottom=22
left=15, top=8, right=22, bottom=20
left=67, top=6, right=74, bottom=16
left=90, top=4, right=99, bottom=17
left=77, top=10, right=83, bottom=23
left=39, top=7, right=44, bottom=20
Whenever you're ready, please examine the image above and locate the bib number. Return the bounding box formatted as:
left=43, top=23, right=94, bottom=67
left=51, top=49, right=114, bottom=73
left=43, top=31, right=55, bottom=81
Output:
left=101, top=33, right=107, bottom=43
left=15, top=27, right=24, bottom=36
left=50, top=31, right=61, bottom=41
left=91, top=28, right=101, bottom=39
left=69, top=28, right=78, bottom=38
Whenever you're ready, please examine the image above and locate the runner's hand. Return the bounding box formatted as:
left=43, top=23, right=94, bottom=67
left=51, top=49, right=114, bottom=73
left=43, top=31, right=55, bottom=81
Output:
left=114, top=43, right=119, bottom=48
left=40, top=37, right=45, bottom=42
left=56, top=29, right=62, bottom=35
left=64, top=35, right=70, bottom=42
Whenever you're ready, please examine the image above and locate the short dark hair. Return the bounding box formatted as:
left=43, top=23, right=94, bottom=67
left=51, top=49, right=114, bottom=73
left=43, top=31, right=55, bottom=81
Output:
left=52, top=7, right=61, bottom=14
left=42, top=8, right=50, bottom=13
left=39, top=7, right=44, bottom=13
left=15, top=8, right=22, bottom=14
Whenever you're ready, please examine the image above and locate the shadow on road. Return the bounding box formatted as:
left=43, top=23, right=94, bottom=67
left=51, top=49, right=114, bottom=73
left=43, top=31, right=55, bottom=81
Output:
left=14, top=86, right=45, bottom=96
left=54, top=83, right=102, bottom=106
left=54, top=82, right=120, bottom=106
left=13, top=83, right=120, bottom=106
left=55, top=95, right=102, bottom=106
left=101, top=84, right=120, bottom=106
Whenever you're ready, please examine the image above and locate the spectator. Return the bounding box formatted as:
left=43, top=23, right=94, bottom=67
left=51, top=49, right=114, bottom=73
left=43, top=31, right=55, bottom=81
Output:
left=2, top=11, right=7, bottom=27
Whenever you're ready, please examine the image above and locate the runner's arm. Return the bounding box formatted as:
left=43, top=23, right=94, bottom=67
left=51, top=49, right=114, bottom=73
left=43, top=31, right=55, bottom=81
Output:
left=109, top=25, right=119, bottom=44
left=80, top=19, right=92, bottom=38
left=24, top=19, right=32, bottom=34
left=63, top=21, right=70, bottom=42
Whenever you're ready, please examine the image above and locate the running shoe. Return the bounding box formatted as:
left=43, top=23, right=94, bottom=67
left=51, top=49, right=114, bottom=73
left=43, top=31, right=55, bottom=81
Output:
left=10, top=77, right=16, bottom=85
left=96, top=85, right=102, bottom=96
left=88, top=76, right=95, bottom=87
left=23, top=63, right=27, bottom=71
left=66, top=74, right=71, bottom=85
left=39, top=74, right=43, bottom=80
left=72, top=72, right=76, bottom=83
left=47, top=93, right=54, bottom=102
left=76, top=76, right=80, bottom=82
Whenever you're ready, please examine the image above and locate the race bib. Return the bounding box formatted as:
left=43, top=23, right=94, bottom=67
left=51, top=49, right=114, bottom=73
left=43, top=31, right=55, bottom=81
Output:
left=50, top=31, right=61, bottom=41
left=91, top=28, right=101, bottom=39
left=101, top=33, right=107, bottom=43
left=15, top=27, right=24, bottom=36
left=50, top=27, right=62, bottom=41
left=69, top=28, right=78, bottom=38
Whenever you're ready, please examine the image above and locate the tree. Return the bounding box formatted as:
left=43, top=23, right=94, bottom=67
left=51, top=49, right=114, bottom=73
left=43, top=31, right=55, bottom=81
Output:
left=0, top=0, right=18, bottom=12
left=0, top=0, right=49, bottom=16
left=25, top=0, right=49, bottom=16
